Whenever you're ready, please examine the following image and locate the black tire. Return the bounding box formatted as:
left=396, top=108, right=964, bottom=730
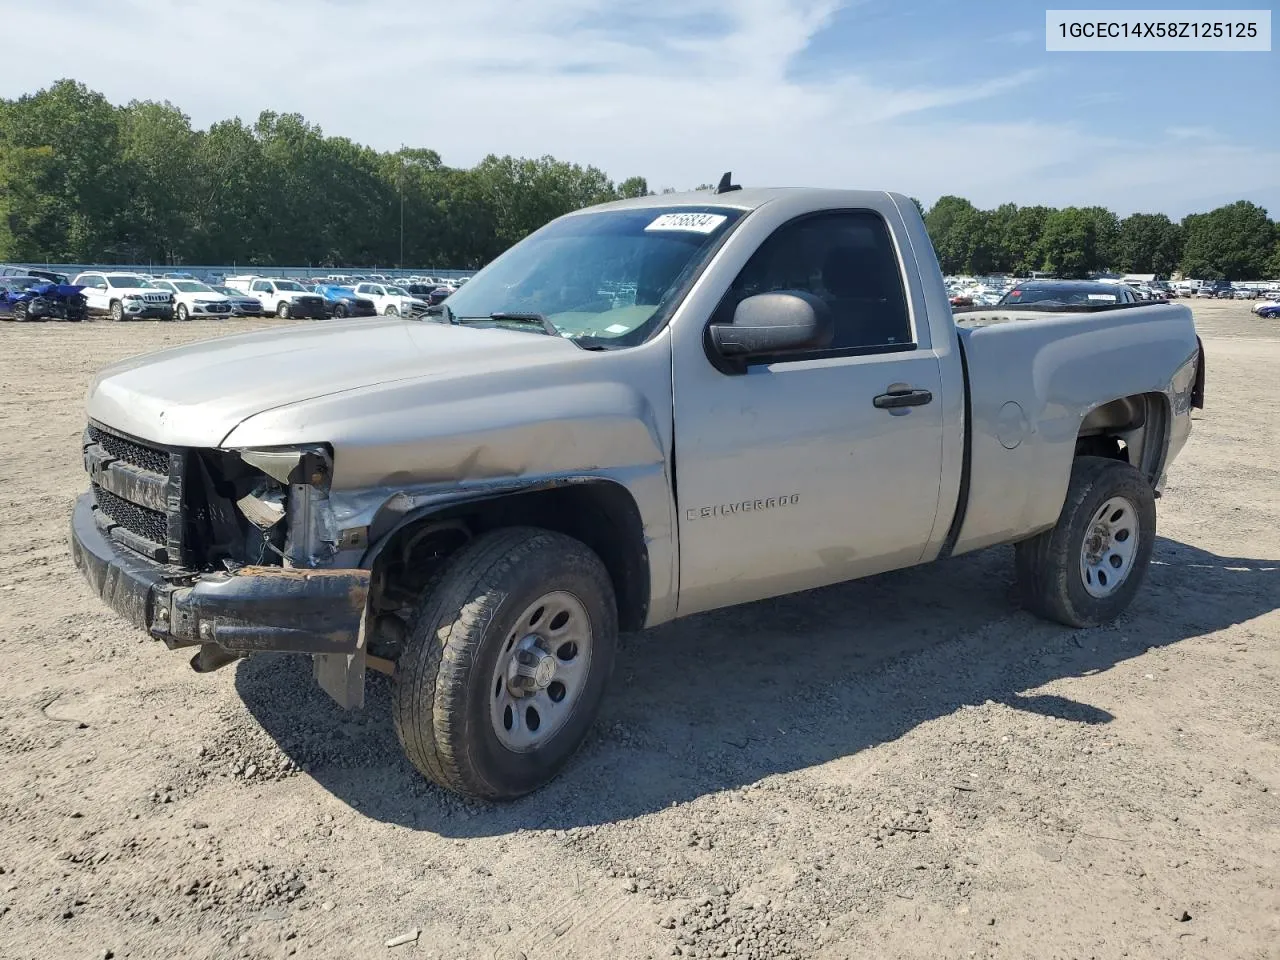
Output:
left=109, top=300, right=124, bottom=322
left=392, top=527, right=618, bottom=799
left=277, top=301, right=290, bottom=319
left=384, top=305, right=399, bottom=316
left=1014, top=456, right=1156, bottom=628
left=13, top=302, right=28, bottom=322
left=333, top=303, right=348, bottom=318
left=175, top=303, right=189, bottom=321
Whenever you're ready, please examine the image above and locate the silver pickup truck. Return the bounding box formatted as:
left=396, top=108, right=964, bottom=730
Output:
left=70, top=186, right=1206, bottom=799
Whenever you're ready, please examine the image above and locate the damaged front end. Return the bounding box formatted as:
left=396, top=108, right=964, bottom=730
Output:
left=70, top=428, right=372, bottom=708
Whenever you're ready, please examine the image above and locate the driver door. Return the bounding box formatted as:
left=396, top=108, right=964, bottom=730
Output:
left=672, top=208, right=946, bottom=616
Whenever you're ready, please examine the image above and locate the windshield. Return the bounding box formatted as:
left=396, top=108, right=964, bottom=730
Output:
left=211, top=286, right=239, bottom=296
left=384, top=286, right=409, bottom=297
left=274, top=280, right=307, bottom=291
left=999, top=285, right=1119, bottom=306
left=107, top=275, right=153, bottom=288
left=442, top=206, right=744, bottom=346
left=175, top=281, right=213, bottom=293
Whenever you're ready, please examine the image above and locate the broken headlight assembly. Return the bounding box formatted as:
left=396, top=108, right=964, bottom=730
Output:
left=234, top=444, right=339, bottom=568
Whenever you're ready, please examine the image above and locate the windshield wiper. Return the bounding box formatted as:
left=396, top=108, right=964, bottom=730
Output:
left=479, top=312, right=560, bottom=337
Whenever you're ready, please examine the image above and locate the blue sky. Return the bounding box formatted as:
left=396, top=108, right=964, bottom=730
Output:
left=6, top=0, right=1278, bottom=216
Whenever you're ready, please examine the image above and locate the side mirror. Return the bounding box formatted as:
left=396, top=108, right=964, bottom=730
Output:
left=708, top=291, right=834, bottom=362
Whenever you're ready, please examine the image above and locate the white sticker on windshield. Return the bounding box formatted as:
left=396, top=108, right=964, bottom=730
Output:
left=1087, top=293, right=1117, bottom=301
left=644, top=212, right=728, bottom=234
left=605, top=323, right=631, bottom=334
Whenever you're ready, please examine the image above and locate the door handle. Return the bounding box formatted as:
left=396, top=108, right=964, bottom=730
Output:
left=873, top=387, right=933, bottom=409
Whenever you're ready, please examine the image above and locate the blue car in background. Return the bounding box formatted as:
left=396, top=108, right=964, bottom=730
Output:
left=312, top=284, right=378, bottom=318
left=0, top=275, right=87, bottom=321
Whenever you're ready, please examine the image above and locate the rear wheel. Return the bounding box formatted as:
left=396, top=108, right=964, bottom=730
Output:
left=392, top=527, right=618, bottom=799
left=109, top=300, right=124, bottom=322
left=1015, top=456, right=1156, bottom=627
left=277, top=301, right=291, bottom=319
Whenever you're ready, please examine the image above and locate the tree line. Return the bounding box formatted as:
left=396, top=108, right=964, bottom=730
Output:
left=923, top=195, right=1279, bottom=280
left=2, top=79, right=1277, bottom=279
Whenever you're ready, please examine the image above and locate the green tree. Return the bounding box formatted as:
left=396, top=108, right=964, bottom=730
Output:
left=925, top=195, right=978, bottom=274
left=1037, top=207, right=1116, bottom=277
left=1116, top=213, right=1183, bottom=276
left=1180, top=201, right=1275, bottom=279
left=617, top=176, right=650, bottom=199
left=0, top=79, right=126, bottom=261
left=118, top=99, right=198, bottom=263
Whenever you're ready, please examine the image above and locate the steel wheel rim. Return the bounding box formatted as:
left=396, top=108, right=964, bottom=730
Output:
left=1079, top=495, right=1139, bottom=598
left=489, top=590, right=593, bottom=753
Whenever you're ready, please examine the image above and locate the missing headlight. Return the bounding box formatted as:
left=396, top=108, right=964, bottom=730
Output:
left=232, top=445, right=337, bottom=568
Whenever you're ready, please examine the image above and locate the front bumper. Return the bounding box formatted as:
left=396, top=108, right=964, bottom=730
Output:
left=124, top=303, right=174, bottom=318
left=28, top=300, right=87, bottom=320
left=285, top=300, right=327, bottom=319
left=69, top=493, right=369, bottom=656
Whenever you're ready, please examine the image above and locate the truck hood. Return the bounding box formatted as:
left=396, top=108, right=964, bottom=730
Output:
left=86, top=317, right=580, bottom=447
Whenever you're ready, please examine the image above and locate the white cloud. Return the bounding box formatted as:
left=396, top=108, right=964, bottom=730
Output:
left=4, top=0, right=1277, bottom=217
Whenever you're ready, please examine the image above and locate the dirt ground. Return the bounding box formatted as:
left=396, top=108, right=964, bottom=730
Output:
left=0, top=299, right=1276, bottom=960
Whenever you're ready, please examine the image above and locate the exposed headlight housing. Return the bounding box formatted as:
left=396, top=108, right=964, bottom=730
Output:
left=233, top=444, right=337, bottom=567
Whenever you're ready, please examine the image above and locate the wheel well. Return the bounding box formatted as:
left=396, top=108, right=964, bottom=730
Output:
left=1074, top=392, right=1169, bottom=483
left=370, top=481, right=650, bottom=635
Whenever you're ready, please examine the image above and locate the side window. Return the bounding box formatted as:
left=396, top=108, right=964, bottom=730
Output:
left=252, top=281, right=269, bottom=292
left=717, top=210, right=913, bottom=355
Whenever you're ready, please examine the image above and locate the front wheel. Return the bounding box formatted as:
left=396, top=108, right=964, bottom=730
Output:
left=109, top=300, right=124, bottom=322
left=277, top=301, right=291, bottom=319
left=384, top=305, right=399, bottom=316
left=175, top=303, right=189, bottom=321
left=392, top=527, right=618, bottom=800
left=1015, top=456, right=1157, bottom=627
left=13, top=302, right=28, bottom=322
left=333, top=303, right=348, bottom=318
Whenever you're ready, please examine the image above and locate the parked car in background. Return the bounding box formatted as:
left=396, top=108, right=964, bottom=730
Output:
left=997, top=280, right=1141, bottom=306
left=225, top=277, right=327, bottom=319
left=401, top=283, right=438, bottom=300
left=313, top=285, right=379, bottom=318
left=351, top=282, right=430, bottom=316
left=151, top=279, right=235, bottom=320
left=0, top=275, right=88, bottom=321
left=206, top=286, right=265, bottom=316
left=1253, top=301, right=1280, bottom=318
left=72, top=272, right=175, bottom=320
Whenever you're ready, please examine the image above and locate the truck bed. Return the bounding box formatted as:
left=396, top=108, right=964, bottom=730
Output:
left=947, top=301, right=1201, bottom=556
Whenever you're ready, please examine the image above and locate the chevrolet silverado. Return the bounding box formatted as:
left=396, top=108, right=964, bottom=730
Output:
left=69, top=185, right=1205, bottom=799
